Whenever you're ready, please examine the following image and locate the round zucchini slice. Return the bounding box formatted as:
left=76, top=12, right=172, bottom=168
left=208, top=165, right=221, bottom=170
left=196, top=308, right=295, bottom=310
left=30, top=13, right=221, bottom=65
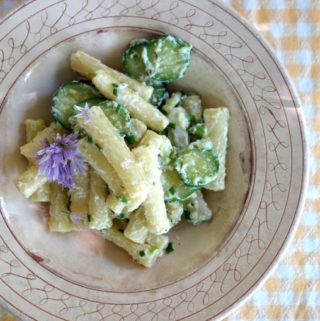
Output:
left=122, top=39, right=150, bottom=81
left=175, top=147, right=219, bottom=187
left=52, top=81, right=101, bottom=130
left=162, top=165, right=196, bottom=202
left=145, top=35, right=192, bottom=82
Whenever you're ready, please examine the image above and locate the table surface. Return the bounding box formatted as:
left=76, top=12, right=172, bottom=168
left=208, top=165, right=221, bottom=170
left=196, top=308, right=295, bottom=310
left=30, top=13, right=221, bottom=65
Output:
left=0, top=0, right=319, bottom=320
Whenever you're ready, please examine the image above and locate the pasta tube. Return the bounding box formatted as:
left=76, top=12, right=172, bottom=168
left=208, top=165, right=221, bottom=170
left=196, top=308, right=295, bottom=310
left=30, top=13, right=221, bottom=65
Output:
left=70, top=50, right=153, bottom=101
left=25, top=119, right=46, bottom=142
left=88, top=168, right=112, bottom=230
left=14, top=166, right=47, bottom=198
left=101, top=227, right=168, bottom=268
left=76, top=106, right=148, bottom=211
left=203, top=107, right=229, bottom=191
left=20, top=122, right=65, bottom=161
left=48, top=183, right=78, bottom=232
left=69, top=168, right=89, bottom=215
left=79, top=138, right=126, bottom=196
left=132, top=146, right=170, bottom=234
left=92, top=71, right=169, bottom=131
left=124, top=208, right=149, bottom=244
left=25, top=119, right=50, bottom=202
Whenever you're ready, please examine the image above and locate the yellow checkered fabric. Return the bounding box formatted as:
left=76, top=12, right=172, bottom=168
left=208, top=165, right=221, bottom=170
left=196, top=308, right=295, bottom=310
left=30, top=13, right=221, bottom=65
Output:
left=221, top=0, right=320, bottom=320
left=0, top=1, right=319, bottom=320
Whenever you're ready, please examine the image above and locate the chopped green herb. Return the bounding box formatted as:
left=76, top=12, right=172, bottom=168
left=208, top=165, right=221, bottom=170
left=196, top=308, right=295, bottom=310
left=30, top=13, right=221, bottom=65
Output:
left=116, top=195, right=128, bottom=204
left=119, top=212, right=126, bottom=220
left=188, top=123, right=208, bottom=138
left=183, top=210, right=191, bottom=220
left=87, top=136, right=94, bottom=144
left=126, top=134, right=136, bottom=145
left=169, top=187, right=176, bottom=194
left=188, top=115, right=197, bottom=123
left=165, top=242, right=174, bottom=254
left=115, top=103, right=122, bottom=112
left=95, top=143, right=102, bottom=151
left=118, top=228, right=124, bottom=233
left=168, top=122, right=176, bottom=129
left=112, top=83, right=119, bottom=97
left=169, top=150, right=176, bottom=160
left=139, top=250, right=146, bottom=257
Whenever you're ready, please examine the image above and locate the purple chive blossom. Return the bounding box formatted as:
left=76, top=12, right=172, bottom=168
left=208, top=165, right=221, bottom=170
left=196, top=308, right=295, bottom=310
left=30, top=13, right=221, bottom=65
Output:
left=36, top=133, right=85, bottom=188
left=74, top=103, right=92, bottom=124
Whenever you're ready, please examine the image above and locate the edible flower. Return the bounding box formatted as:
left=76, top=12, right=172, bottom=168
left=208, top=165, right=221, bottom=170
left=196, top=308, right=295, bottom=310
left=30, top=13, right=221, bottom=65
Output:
left=74, top=103, right=92, bottom=123
left=36, top=133, right=85, bottom=188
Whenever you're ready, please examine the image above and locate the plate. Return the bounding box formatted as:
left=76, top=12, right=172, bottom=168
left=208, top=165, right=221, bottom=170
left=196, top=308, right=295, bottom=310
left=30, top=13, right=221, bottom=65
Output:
left=0, top=1, right=307, bottom=320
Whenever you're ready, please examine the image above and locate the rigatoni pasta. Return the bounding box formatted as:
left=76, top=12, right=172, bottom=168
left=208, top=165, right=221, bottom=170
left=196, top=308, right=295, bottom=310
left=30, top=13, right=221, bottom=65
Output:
left=25, top=119, right=50, bottom=202
left=92, top=71, right=169, bottom=131
left=79, top=138, right=125, bottom=196
left=20, top=122, right=65, bottom=160
left=76, top=106, right=149, bottom=211
left=49, top=184, right=78, bottom=233
left=70, top=50, right=153, bottom=101
left=88, top=168, right=112, bottom=230
left=204, top=107, right=229, bottom=191
left=132, top=146, right=170, bottom=235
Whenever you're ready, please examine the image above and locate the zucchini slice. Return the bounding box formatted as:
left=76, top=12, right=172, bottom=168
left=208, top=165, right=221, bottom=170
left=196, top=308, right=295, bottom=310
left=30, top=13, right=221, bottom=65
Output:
left=52, top=81, right=101, bottom=130
left=77, top=97, right=105, bottom=108
left=97, top=100, right=131, bottom=137
left=145, top=35, right=192, bottom=82
left=122, top=39, right=150, bottom=81
left=162, top=164, right=196, bottom=202
left=148, top=80, right=168, bottom=107
left=174, top=142, right=219, bottom=187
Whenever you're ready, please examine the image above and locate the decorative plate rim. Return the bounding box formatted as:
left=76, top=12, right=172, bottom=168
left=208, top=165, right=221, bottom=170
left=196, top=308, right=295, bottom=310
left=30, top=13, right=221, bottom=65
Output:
left=0, top=0, right=308, bottom=320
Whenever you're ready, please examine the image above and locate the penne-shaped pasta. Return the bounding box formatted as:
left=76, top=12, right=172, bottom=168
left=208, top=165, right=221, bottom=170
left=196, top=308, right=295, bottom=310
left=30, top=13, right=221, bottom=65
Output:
left=29, top=183, right=51, bottom=202
left=25, top=119, right=50, bottom=202
left=166, top=201, right=184, bottom=227
left=20, top=122, right=65, bottom=161
left=183, top=190, right=212, bottom=225
left=70, top=50, right=153, bottom=101
left=139, top=130, right=165, bottom=150
left=146, top=233, right=169, bottom=252
left=88, top=168, right=112, bottom=230
left=106, top=193, right=126, bottom=214
left=130, top=118, right=147, bottom=144
left=76, top=107, right=149, bottom=211
left=48, top=183, right=78, bottom=232
left=101, top=226, right=168, bottom=268
left=132, top=146, right=170, bottom=235
left=124, top=208, right=149, bottom=244
left=92, top=71, right=169, bottom=131
left=79, top=138, right=126, bottom=196
left=25, top=119, right=46, bottom=142
left=203, top=107, right=229, bottom=191
left=14, top=165, right=47, bottom=198
left=69, top=168, right=89, bottom=215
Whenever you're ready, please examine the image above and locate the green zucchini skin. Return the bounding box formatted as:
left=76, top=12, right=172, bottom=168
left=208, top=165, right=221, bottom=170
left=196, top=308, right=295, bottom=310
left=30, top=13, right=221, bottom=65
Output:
left=145, top=35, right=192, bottom=82
left=52, top=81, right=101, bottom=130
left=162, top=164, right=196, bottom=202
left=174, top=141, right=220, bottom=187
